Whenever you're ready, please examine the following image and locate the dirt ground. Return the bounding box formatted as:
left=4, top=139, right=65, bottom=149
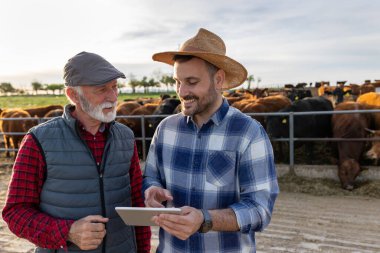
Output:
left=1, top=165, right=380, bottom=253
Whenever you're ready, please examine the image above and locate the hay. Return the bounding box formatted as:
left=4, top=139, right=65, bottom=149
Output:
left=279, top=173, right=380, bottom=198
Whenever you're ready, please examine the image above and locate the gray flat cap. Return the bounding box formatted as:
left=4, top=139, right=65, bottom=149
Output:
left=64, top=51, right=125, bottom=86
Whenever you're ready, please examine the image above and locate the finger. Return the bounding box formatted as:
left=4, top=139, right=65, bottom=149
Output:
left=146, top=199, right=165, bottom=208
left=145, top=186, right=161, bottom=199
left=91, top=222, right=106, bottom=232
left=179, top=206, right=192, bottom=213
left=160, top=223, right=188, bottom=241
left=152, top=215, right=160, bottom=226
left=163, top=189, right=173, bottom=201
left=84, top=215, right=109, bottom=223
left=159, top=213, right=186, bottom=225
left=91, top=231, right=106, bottom=239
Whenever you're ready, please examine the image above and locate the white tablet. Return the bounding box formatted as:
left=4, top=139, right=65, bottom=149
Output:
left=115, top=207, right=182, bottom=226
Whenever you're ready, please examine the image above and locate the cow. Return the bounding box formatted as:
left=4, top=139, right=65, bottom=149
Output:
left=360, top=84, right=375, bottom=94
left=116, top=101, right=142, bottom=126
left=116, top=103, right=158, bottom=158
left=117, top=104, right=156, bottom=136
left=349, top=84, right=361, bottom=100
left=0, top=109, right=39, bottom=158
left=149, top=98, right=180, bottom=133
left=266, top=96, right=333, bottom=163
left=364, top=128, right=380, bottom=165
left=43, top=108, right=64, bottom=118
left=357, top=92, right=380, bottom=107
left=332, top=102, right=374, bottom=190
left=246, top=88, right=269, bottom=98
left=24, top=105, right=63, bottom=117
left=285, top=88, right=312, bottom=101
left=228, top=90, right=256, bottom=109
left=241, top=95, right=291, bottom=127
left=231, top=97, right=257, bottom=111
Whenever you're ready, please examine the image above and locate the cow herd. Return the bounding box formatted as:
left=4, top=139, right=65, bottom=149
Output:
left=1, top=89, right=380, bottom=190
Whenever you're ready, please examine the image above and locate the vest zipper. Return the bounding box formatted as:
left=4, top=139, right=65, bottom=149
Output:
left=98, top=169, right=107, bottom=253
left=99, top=133, right=111, bottom=253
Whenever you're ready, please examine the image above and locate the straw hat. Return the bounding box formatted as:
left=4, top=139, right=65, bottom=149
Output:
left=152, top=28, right=248, bottom=90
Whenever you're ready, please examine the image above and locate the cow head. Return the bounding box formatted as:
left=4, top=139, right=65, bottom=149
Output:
left=266, top=115, right=289, bottom=138
left=21, top=115, right=39, bottom=132
left=338, top=159, right=361, bottom=191
left=365, top=128, right=380, bottom=164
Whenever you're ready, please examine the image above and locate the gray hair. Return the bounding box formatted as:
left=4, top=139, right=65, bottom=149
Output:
left=65, top=86, right=83, bottom=105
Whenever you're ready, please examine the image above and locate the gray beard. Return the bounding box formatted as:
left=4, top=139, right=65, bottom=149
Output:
left=78, top=95, right=117, bottom=123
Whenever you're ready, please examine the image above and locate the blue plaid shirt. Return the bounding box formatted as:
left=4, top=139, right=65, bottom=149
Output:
left=143, top=99, right=279, bottom=253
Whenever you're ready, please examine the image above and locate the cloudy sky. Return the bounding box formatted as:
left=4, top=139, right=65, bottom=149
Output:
left=0, top=0, right=379, bottom=90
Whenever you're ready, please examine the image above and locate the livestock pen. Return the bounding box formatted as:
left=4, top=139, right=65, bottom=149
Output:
left=1, top=109, right=380, bottom=181
left=1, top=110, right=380, bottom=252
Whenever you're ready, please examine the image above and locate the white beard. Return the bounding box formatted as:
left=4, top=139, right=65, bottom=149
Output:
left=78, top=95, right=117, bottom=123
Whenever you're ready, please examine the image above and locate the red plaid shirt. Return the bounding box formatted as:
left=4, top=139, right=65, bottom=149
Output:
left=2, top=123, right=151, bottom=252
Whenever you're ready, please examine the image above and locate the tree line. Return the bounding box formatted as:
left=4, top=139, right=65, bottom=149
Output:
left=0, top=74, right=176, bottom=95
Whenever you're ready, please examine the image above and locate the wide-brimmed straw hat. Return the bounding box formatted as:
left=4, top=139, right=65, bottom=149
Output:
left=152, top=28, right=247, bottom=90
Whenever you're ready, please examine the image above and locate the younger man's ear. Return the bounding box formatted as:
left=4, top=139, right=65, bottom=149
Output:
left=214, top=69, right=225, bottom=90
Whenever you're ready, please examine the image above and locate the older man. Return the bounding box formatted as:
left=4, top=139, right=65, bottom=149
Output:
left=2, top=52, right=151, bottom=253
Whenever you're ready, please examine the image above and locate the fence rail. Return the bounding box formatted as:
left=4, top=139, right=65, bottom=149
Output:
left=1, top=109, right=380, bottom=170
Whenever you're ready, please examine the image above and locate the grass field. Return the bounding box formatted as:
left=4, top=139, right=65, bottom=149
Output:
left=0, top=92, right=176, bottom=109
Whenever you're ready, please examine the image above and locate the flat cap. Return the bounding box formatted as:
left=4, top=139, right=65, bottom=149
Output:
left=64, top=51, right=125, bottom=86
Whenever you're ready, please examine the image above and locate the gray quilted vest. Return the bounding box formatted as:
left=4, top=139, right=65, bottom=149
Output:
left=30, top=106, right=137, bottom=253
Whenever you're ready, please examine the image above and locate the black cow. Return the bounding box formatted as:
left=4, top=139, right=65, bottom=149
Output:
left=144, top=97, right=181, bottom=144
left=149, top=98, right=181, bottom=134
left=266, top=96, right=334, bottom=163
left=286, top=88, right=312, bottom=101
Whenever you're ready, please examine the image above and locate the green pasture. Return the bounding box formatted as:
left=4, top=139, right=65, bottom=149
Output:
left=0, top=92, right=176, bottom=109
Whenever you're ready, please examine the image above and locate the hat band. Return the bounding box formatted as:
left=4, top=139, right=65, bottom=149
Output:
left=180, top=45, right=224, bottom=55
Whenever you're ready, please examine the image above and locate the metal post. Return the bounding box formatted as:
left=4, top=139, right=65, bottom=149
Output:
left=141, top=116, right=146, bottom=161
left=289, top=112, right=295, bottom=175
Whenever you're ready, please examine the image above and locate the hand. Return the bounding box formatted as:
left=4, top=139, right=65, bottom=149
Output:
left=144, top=186, right=173, bottom=208
left=67, top=215, right=109, bottom=250
left=153, top=206, right=204, bottom=240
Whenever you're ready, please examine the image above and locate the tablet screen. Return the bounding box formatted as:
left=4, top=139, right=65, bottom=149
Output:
left=115, top=207, right=182, bottom=226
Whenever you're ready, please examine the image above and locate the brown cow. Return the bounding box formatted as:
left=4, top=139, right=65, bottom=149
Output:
left=332, top=102, right=373, bottom=190
left=255, top=95, right=292, bottom=112
left=25, top=105, right=63, bottom=117
left=1, top=109, right=38, bottom=158
left=43, top=108, right=64, bottom=118
left=365, top=129, right=380, bottom=165
left=241, top=95, right=292, bottom=126
left=116, top=101, right=142, bottom=126
left=116, top=104, right=157, bottom=157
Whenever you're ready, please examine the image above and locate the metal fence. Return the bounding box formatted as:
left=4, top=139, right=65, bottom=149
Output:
left=1, top=109, right=380, bottom=170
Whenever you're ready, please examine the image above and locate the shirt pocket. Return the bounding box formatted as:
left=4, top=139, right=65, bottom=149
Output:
left=206, top=151, right=237, bottom=187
